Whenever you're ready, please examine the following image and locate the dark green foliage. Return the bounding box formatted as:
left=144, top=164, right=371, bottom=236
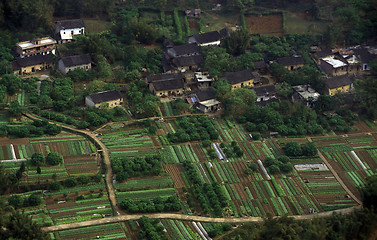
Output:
left=362, top=175, right=377, bottom=209
left=283, top=142, right=302, bottom=157
left=222, top=29, right=250, bottom=55
left=8, top=195, right=23, bottom=209
left=302, top=142, right=317, bottom=156
left=120, top=196, right=181, bottom=213
left=0, top=74, right=22, bottom=96
left=64, top=177, right=78, bottom=188
left=49, top=181, right=62, bottom=191
left=0, top=211, right=49, bottom=240
left=315, top=95, right=334, bottom=112
left=126, top=80, right=160, bottom=118
left=138, top=216, right=168, bottom=240
left=4, top=120, right=62, bottom=138
left=202, top=140, right=212, bottom=148
left=7, top=101, right=24, bottom=118
left=46, top=152, right=63, bottom=166
left=167, top=116, right=218, bottom=143
left=111, top=155, right=162, bottom=182
left=30, top=153, right=45, bottom=166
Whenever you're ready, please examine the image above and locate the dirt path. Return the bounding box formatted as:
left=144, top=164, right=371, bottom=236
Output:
left=24, top=113, right=121, bottom=214
left=43, top=205, right=361, bottom=232
left=307, top=136, right=363, bottom=205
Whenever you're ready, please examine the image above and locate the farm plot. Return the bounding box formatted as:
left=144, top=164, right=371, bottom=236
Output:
left=244, top=12, right=284, bottom=36
left=54, top=222, right=127, bottom=239
left=211, top=119, right=247, bottom=142
left=161, top=219, right=203, bottom=240
left=98, top=129, right=153, bottom=149
left=159, top=144, right=200, bottom=164
left=115, top=187, right=177, bottom=202
left=114, top=176, right=174, bottom=191
left=44, top=181, right=112, bottom=225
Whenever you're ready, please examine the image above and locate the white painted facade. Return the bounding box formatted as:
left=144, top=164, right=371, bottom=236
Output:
left=59, top=27, right=84, bottom=43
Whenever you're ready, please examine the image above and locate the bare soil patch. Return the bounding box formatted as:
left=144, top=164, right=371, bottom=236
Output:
left=245, top=13, right=283, bottom=36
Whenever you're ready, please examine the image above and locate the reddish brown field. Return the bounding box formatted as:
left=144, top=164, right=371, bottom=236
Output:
left=245, top=13, right=283, bottom=35
left=164, top=164, right=187, bottom=189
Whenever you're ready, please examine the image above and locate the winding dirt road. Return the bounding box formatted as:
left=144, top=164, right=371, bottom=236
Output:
left=43, top=206, right=361, bottom=232
left=24, top=114, right=364, bottom=233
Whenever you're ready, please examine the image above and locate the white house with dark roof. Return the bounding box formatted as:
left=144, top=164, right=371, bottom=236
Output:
left=190, top=89, right=220, bottom=113
left=85, top=90, right=123, bottom=108
left=58, top=54, right=91, bottom=74
left=188, top=31, right=221, bottom=46
left=55, top=19, right=85, bottom=44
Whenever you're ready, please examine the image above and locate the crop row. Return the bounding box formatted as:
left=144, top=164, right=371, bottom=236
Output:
left=161, top=145, right=200, bottom=164
left=114, top=176, right=173, bottom=191
left=57, top=223, right=123, bottom=237
left=110, top=150, right=156, bottom=158
left=212, top=162, right=240, bottom=183
left=163, top=219, right=199, bottom=240
left=115, top=187, right=176, bottom=202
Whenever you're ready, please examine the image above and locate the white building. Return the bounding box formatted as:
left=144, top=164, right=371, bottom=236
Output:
left=55, top=19, right=85, bottom=44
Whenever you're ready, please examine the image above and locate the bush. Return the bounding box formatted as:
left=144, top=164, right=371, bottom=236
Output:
left=245, top=122, right=256, bottom=132
left=202, top=140, right=211, bottom=148
left=268, top=165, right=280, bottom=174
left=302, top=142, right=317, bottom=156
left=8, top=195, right=23, bottom=209
left=283, top=142, right=302, bottom=157
left=64, top=177, right=78, bottom=188
left=49, top=181, right=62, bottom=191
left=46, top=152, right=63, bottom=166
left=30, top=153, right=45, bottom=166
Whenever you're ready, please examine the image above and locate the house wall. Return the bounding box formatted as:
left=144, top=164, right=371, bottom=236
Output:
left=59, top=60, right=91, bottom=74
left=283, top=64, right=304, bottom=71
left=20, top=62, right=53, bottom=75
left=149, top=84, right=183, bottom=97
left=59, top=28, right=85, bottom=42
left=320, top=59, right=348, bottom=76
left=198, top=41, right=220, bottom=46
left=85, top=97, right=123, bottom=108
left=327, top=84, right=352, bottom=96
left=17, top=45, right=56, bottom=58
left=231, top=80, right=254, bottom=90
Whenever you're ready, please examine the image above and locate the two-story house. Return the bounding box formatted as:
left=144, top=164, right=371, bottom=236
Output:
left=16, top=37, right=56, bottom=58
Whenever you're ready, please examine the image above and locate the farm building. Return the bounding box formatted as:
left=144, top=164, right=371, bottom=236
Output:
left=276, top=56, right=304, bottom=71
left=149, top=78, right=185, bottom=97
left=353, top=47, right=377, bottom=71
left=188, top=31, right=221, bottom=46
left=16, top=37, right=56, bottom=58
left=320, top=56, right=348, bottom=76
left=253, top=85, right=277, bottom=103
left=58, top=54, right=91, bottom=74
left=55, top=19, right=85, bottom=44
left=147, top=73, right=185, bottom=97
left=292, top=85, right=320, bottom=107
left=12, top=54, right=54, bottom=75
left=224, top=70, right=259, bottom=90
left=191, top=89, right=220, bottom=113
left=85, top=90, right=123, bottom=108
left=325, top=75, right=353, bottom=96
left=195, top=72, right=215, bottom=89
left=171, top=55, right=203, bottom=72
left=167, top=43, right=200, bottom=58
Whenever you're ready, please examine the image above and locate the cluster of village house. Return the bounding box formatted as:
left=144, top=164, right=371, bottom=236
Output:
left=10, top=17, right=377, bottom=113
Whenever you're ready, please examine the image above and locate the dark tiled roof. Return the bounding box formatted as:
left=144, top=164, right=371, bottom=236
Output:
left=316, top=50, right=333, bottom=58
left=147, top=73, right=184, bottom=84
left=163, top=39, right=174, bottom=48
left=172, top=55, right=203, bottom=67
left=253, top=85, right=276, bottom=97
left=13, top=54, right=54, bottom=68
left=256, top=98, right=279, bottom=107
left=253, top=60, right=267, bottom=69
left=354, top=48, right=376, bottom=63
left=326, top=75, right=352, bottom=89
left=193, top=31, right=221, bottom=44
left=170, top=43, right=200, bottom=56
left=219, top=27, right=231, bottom=38
left=61, top=54, right=91, bottom=67
left=87, top=90, right=122, bottom=104
left=224, top=70, right=256, bottom=85
left=276, top=56, right=305, bottom=66
left=162, top=52, right=176, bottom=72
left=152, top=79, right=184, bottom=91
left=56, top=19, right=85, bottom=30
left=195, top=89, right=216, bottom=102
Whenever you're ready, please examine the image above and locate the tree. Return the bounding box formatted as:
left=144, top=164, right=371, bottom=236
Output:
left=234, top=0, right=255, bottom=9
left=268, top=165, right=280, bottom=174
left=0, top=74, right=22, bottom=95
left=64, top=177, right=78, bottom=187
left=0, top=210, right=49, bottom=239
left=222, top=29, right=250, bottom=56
left=302, top=142, right=317, bottom=156
left=247, top=163, right=258, bottom=172
left=49, top=181, right=62, bottom=191
left=27, top=194, right=41, bottom=206
left=281, top=163, right=293, bottom=173
left=270, top=63, right=289, bottom=81
left=315, top=95, right=334, bottom=112
left=96, top=55, right=112, bottom=78
left=30, top=153, right=45, bottom=166
left=8, top=195, right=23, bottom=209
left=46, top=152, right=63, bottom=166
left=7, top=100, right=24, bottom=118
left=362, top=175, right=377, bottom=209
left=36, top=166, right=41, bottom=174
left=283, top=142, right=302, bottom=157
left=202, top=140, right=211, bottom=148
left=202, top=46, right=237, bottom=77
